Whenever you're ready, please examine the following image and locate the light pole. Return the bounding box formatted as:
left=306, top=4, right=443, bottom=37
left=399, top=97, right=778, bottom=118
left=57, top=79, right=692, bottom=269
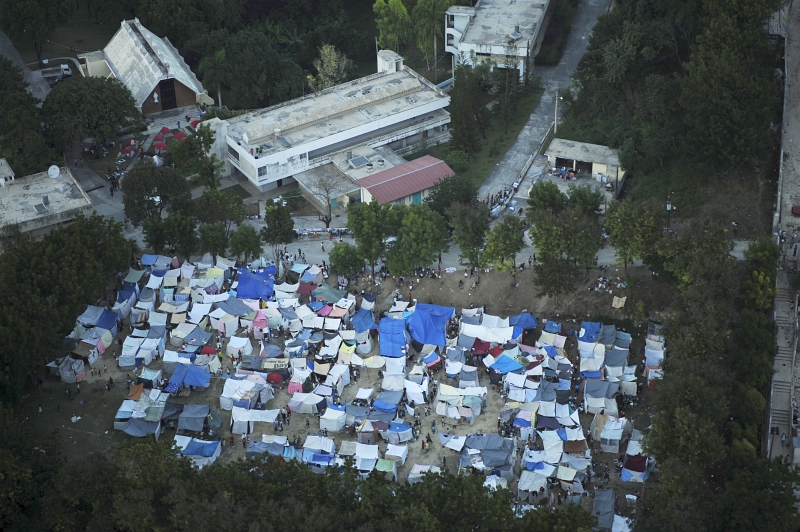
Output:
left=666, top=192, right=675, bottom=230
left=554, top=94, right=563, bottom=134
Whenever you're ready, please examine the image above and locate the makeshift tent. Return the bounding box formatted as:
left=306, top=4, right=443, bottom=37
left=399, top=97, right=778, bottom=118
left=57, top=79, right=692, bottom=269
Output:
left=407, top=464, right=441, bottom=483
left=319, top=408, right=346, bottom=432
left=122, top=417, right=162, bottom=440
left=351, top=308, right=378, bottom=333
left=593, top=489, right=615, bottom=531
left=177, top=404, right=209, bottom=432
left=379, top=318, right=408, bottom=357
left=407, top=303, right=454, bottom=346
left=236, top=269, right=274, bottom=299
left=379, top=422, right=413, bottom=444
left=288, top=393, right=327, bottom=414
left=168, top=363, right=211, bottom=389
left=385, top=444, right=408, bottom=465
left=174, top=435, right=221, bottom=468
left=226, top=336, right=253, bottom=357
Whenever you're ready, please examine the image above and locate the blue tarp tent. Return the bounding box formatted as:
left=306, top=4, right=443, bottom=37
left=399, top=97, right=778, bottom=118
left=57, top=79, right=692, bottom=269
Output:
left=373, top=400, right=398, bottom=413
left=183, top=440, right=220, bottom=457
left=169, top=364, right=211, bottom=388
left=408, top=303, right=454, bottom=346
left=141, top=254, right=158, bottom=266
left=510, top=313, right=538, bottom=338
left=491, top=355, right=524, bottom=374
left=579, top=322, right=601, bottom=343
left=96, top=309, right=120, bottom=335
left=291, top=263, right=309, bottom=274
left=352, top=308, right=378, bottom=333
left=236, top=270, right=274, bottom=299
left=543, top=320, right=561, bottom=334
left=379, top=318, right=407, bottom=358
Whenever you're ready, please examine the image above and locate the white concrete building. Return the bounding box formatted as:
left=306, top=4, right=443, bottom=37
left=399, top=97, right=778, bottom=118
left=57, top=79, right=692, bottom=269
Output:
left=210, top=51, right=451, bottom=192
left=445, top=0, right=551, bottom=80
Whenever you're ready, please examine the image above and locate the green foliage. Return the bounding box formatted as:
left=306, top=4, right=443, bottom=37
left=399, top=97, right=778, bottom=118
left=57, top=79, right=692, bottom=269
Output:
left=167, top=124, right=221, bottom=187
left=605, top=199, right=662, bottom=275
left=374, top=0, right=412, bottom=52
left=444, top=149, right=470, bottom=173
left=306, top=44, right=353, bottom=92
left=483, top=215, right=525, bottom=273
left=229, top=224, right=263, bottom=261
left=412, top=0, right=453, bottom=82
left=424, top=173, right=477, bottom=218
left=0, top=0, right=73, bottom=60
left=136, top=0, right=245, bottom=49
left=385, top=204, right=449, bottom=275
left=347, top=200, right=393, bottom=282
left=282, top=189, right=304, bottom=211
left=260, top=204, right=295, bottom=264
left=42, top=76, right=139, bottom=151
left=121, top=164, right=192, bottom=225
left=328, top=242, right=365, bottom=278
left=198, top=222, right=228, bottom=257
left=194, top=190, right=245, bottom=244
left=742, top=270, right=776, bottom=312
left=566, top=184, right=604, bottom=217
left=449, top=55, right=491, bottom=157
left=0, top=214, right=130, bottom=405
left=744, top=237, right=778, bottom=282
left=528, top=206, right=600, bottom=269
left=163, top=213, right=199, bottom=258
left=533, top=256, right=580, bottom=304
left=198, top=49, right=230, bottom=108
left=527, top=181, right=566, bottom=214
left=448, top=202, right=490, bottom=268
left=142, top=217, right=168, bottom=253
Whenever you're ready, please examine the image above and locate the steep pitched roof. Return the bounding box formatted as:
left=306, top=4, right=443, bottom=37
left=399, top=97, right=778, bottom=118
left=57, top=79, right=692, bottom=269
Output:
left=103, top=19, right=206, bottom=107
left=357, top=155, right=454, bottom=204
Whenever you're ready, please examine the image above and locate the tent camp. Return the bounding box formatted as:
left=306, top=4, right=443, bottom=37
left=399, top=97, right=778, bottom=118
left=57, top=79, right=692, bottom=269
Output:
left=379, top=318, right=408, bottom=357
left=177, top=404, right=209, bottom=432
left=407, top=464, right=441, bottom=484
left=174, top=434, right=222, bottom=469
left=226, top=336, right=253, bottom=357
left=319, top=408, right=346, bottom=432
left=288, top=393, right=327, bottom=415
left=408, top=303, right=454, bottom=346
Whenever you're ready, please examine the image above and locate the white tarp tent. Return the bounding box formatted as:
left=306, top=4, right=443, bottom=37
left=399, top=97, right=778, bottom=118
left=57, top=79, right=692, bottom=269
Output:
left=319, top=408, right=346, bottom=432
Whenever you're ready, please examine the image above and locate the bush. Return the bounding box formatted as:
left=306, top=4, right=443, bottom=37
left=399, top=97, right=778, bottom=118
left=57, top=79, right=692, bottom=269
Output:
left=444, top=149, right=470, bottom=172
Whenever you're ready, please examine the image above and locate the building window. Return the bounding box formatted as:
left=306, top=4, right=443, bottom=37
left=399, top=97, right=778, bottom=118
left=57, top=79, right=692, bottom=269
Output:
left=447, top=15, right=454, bottom=28
left=258, top=166, right=267, bottom=177
left=228, top=145, right=239, bottom=160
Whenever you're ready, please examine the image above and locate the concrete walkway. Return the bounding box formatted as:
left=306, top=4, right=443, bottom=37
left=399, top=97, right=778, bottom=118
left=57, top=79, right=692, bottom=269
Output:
left=477, top=0, right=613, bottom=200
left=0, top=30, right=52, bottom=102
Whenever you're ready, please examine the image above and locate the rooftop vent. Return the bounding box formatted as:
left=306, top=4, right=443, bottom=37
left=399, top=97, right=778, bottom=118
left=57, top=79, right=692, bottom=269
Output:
left=33, top=204, right=47, bottom=214
left=42, top=194, right=49, bottom=206
left=510, top=25, right=522, bottom=40
left=377, top=159, right=385, bottom=167
left=366, top=163, right=374, bottom=172
left=348, top=155, right=370, bottom=169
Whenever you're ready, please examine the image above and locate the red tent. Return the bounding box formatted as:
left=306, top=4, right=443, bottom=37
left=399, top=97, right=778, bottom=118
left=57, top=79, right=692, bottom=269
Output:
left=190, top=119, right=200, bottom=128
left=200, top=346, right=216, bottom=355
left=472, top=339, right=491, bottom=355
left=154, top=133, right=164, bottom=141
left=154, top=142, right=168, bottom=151
left=488, top=345, right=504, bottom=357
left=121, top=147, right=133, bottom=155
left=266, top=373, right=283, bottom=385
left=174, top=131, right=187, bottom=141
left=297, top=283, right=315, bottom=295
left=160, top=126, right=171, bottom=134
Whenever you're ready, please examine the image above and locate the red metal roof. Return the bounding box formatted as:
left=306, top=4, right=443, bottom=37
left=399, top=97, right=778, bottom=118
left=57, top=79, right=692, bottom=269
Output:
left=357, top=155, right=454, bottom=204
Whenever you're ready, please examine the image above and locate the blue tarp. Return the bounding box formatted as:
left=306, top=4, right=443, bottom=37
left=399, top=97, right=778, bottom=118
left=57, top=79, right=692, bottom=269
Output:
left=141, top=254, right=158, bottom=266
left=216, top=298, right=252, bottom=317
left=183, top=440, right=220, bottom=457
left=543, top=321, right=561, bottom=334
left=236, top=270, right=274, bottom=299
left=117, top=289, right=135, bottom=303
left=307, top=301, right=324, bottom=311
left=422, top=352, right=439, bottom=365
left=510, top=313, right=538, bottom=338
left=379, top=318, right=407, bottom=358
left=96, top=309, right=120, bottom=331
left=291, top=263, right=309, bottom=274
left=491, top=355, right=524, bottom=375
left=169, top=364, right=211, bottom=388
left=388, top=422, right=411, bottom=432
left=579, top=322, right=601, bottom=343
left=513, top=417, right=531, bottom=428
left=407, top=303, right=453, bottom=346
left=352, top=308, right=378, bottom=333
left=543, top=345, right=557, bottom=358
left=300, top=270, right=318, bottom=283
left=373, top=400, right=398, bottom=413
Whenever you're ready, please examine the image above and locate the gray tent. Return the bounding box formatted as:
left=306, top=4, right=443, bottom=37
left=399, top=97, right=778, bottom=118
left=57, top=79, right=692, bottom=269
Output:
left=592, top=488, right=615, bottom=530
left=178, top=404, right=209, bottom=432
left=122, top=417, right=162, bottom=440
left=598, top=324, right=617, bottom=346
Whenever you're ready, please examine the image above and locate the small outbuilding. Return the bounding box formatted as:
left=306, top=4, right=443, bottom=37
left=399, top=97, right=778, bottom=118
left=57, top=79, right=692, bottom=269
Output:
left=544, top=139, right=624, bottom=185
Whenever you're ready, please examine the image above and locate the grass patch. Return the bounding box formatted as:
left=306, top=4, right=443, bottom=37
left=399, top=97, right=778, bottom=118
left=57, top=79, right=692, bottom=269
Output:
left=426, top=87, right=543, bottom=189
left=536, top=0, right=579, bottom=66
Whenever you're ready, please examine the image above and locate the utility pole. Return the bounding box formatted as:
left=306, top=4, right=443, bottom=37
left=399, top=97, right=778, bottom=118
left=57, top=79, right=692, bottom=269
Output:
left=666, top=192, right=675, bottom=230
left=554, top=94, right=563, bottom=134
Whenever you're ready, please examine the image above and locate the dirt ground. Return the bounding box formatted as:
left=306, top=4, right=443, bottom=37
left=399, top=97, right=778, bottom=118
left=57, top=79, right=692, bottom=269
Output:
left=22, top=265, right=660, bottom=516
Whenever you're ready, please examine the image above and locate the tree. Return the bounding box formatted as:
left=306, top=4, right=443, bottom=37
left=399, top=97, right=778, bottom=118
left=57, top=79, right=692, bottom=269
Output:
left=374, top=0, right=412, bottom=52
left=447, top=202, right=489, bottom=268
left=305, top=169, right=352, bottom=228
left=142, top=217, right=168, bottom=253
left=493, top=41, right=520, bottom=134
left=122, top=164, right=192, bottom=225
left=605, top=199, right=662, bottom=276
left=566, top=184, right=605, bottom=217
left=198, top=49, right=229, bottom=108
left=424, top=173, right=477, bottom=218
left=385, top=204, right=448, bottom=275
left=534, top=257, right=580, bottom=306
left=0, top=0, right=73, bottom=62
left=448, top=56, right=491, bottom=156
left=413, top=0, right=454, bottom=82
left=198, top=222, right=228, bottom=257
left=347, top=200, right=393, bottom=285
left=528, top=206, right=600, bottom=270
left=194, top=190, right=245, bottom=244
left=229, top=224, right=263, bottom=261
left=328, top=242, right=365, bottom=278
left=307, top=44, right=353, bottom=92
left=42, top=76, right=139, bottom=150
left=166, top=124, right=221, bottom=187
left=483, top=215, right=525, bottom=275
left=163, top=213, right=199, bottom=258
left=527, top=180, right=566, bottom=215
left=260, top=204, right=294, bottom=265
left=742, top=270, right=775, bottom=312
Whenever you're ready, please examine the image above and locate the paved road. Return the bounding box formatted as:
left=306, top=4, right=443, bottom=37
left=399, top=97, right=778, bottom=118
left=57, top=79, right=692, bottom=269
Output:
left=0, top=30, right=52, bottom=102
left=478, top=0, right=613, bottom=199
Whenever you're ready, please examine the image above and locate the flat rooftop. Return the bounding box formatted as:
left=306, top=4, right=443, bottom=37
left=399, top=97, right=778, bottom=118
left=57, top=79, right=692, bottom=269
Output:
left=545, top=139, right=621, bottom=166
left=0, top=167, right=93, bottom=229
left=458, top=0, right=547, bottom=49
left=227, top=67, right=448, bottom=154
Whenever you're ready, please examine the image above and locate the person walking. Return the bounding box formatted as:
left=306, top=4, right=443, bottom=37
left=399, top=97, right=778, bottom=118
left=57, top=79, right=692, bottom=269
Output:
left=306, top=417, right=310, bottom=428
left=321, top=242, right=325, bottom=252
left=782, top=433, right=787, bottom=448
left=110, top=185, right=114, bottom=197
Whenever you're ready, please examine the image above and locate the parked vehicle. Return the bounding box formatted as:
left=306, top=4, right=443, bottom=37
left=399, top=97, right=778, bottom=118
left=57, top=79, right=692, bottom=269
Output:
left=41, top=63, right=73, bottom=86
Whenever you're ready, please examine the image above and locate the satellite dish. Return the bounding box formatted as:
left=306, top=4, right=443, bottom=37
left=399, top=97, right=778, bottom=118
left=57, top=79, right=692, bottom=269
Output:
left=47, top=165, right=60, bottom=179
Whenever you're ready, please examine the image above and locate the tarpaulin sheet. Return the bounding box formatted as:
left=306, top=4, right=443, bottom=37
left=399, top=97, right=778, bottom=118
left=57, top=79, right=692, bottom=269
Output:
left=379, top=318, right=407, bottom=358
left=351, top=308, right=378, bottom=333
left=408, top=303, right=454, bottom=346
left=491, top=355, right=524, bottom=375
left=236, top=270, right=274, bottom=299
left=124, top=269, right=145, bottom=283
left=509, top=312, right=538, bottom=337
left=579, top=321, right=601, bottom=343
left=543, top=320, right=561, bottom=333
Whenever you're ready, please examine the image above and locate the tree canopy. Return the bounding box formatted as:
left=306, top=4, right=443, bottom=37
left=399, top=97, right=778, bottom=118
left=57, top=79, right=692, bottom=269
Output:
left=447, top=202, right=490, bottom=268
left=260, top=204, right=294, bottom=264
left=0, top=0, right=73, bottom=61
left=424, top=173, right=477, bottom=219
left=347, top=200, right=394, bottom=284
left=482, top=215, right=525, bottom=274
left=229, top=224, right=263, bottom=261
left=307, top=44, right=353, bottom=92
left=385, top=204, right=448, bottom=275
left=42, top=76, right=139, bottom=150
left=121, top=164, right=192, bottom=225
left=194, top=189, right=245, bottom=244
left=328, top=242, right=365, bottom=278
